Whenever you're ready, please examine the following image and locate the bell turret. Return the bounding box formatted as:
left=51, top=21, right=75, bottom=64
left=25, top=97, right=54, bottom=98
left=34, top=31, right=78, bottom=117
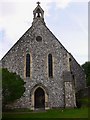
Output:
left=33, top=2, right=44, bottom=21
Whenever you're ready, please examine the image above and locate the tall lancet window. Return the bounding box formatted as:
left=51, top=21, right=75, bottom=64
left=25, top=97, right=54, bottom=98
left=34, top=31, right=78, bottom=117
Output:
left=26, top=54, right=30, bottom=77
left=48, top=54, right=53, bottom=78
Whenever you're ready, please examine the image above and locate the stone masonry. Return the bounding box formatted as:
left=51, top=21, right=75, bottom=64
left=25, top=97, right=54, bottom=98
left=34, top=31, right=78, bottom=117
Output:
left=1, top=3, right=86, bottom=110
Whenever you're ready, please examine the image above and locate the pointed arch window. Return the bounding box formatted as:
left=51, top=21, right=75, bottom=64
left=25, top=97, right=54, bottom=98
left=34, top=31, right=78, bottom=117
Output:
left=26, top=54, right=30, bottom=77
left=48, top=54, right=53, bottom=78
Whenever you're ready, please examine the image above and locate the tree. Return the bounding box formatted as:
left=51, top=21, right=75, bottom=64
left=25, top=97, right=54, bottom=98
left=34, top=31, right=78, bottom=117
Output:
left=1, top=68, right=25, bottom=106
left=82, top=62, right=90, bottom=86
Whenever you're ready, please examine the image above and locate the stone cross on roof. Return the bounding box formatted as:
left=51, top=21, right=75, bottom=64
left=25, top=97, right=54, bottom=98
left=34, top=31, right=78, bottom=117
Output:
left=37, top=1, right=40, bottom=5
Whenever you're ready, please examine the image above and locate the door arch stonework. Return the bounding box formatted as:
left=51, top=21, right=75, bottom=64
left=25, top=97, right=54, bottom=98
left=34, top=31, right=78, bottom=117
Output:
left=31, top=85, right=49, bottom=110
left=35, top=87, right=45, bottom=109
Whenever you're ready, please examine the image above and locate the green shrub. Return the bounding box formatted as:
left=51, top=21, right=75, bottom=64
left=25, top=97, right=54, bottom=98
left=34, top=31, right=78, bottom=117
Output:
left=1, top=68, right=25, bottom=107
left=82, top=62, right=90, bottom=86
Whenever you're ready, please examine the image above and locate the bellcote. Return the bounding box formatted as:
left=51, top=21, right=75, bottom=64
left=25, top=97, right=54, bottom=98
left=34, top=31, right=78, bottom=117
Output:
left=33, top=2, right=44, bottom=22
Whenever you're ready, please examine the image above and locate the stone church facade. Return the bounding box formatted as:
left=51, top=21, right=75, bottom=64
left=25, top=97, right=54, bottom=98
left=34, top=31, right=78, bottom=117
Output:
left=1, top=3, right=86, bottom=110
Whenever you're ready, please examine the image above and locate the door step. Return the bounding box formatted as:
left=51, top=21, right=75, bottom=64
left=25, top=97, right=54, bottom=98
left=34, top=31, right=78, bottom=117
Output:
left=34, top=108, right=45, bottom=112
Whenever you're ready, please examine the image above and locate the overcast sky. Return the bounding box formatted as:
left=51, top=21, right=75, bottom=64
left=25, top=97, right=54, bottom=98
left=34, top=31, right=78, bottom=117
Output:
left=0, top=0, right=88, bottom=65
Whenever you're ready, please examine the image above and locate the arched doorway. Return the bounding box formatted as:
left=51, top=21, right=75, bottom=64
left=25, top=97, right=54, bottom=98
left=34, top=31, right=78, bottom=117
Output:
left=34, top=87, right=45, bottom=109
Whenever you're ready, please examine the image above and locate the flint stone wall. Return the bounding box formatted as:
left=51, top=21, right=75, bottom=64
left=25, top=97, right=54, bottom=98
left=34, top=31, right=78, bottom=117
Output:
left=1, top=19, right=86, bottom=109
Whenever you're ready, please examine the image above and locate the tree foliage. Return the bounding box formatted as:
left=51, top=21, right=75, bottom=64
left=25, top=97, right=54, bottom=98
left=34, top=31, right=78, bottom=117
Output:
left=1, top=68, right=25, bottom=105
left=82, top=61, right=90, bottom=86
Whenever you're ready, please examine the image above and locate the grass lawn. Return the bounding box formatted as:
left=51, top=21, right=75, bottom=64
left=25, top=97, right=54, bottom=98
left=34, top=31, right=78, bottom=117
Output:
left=2, top=107, right=89, bottom=119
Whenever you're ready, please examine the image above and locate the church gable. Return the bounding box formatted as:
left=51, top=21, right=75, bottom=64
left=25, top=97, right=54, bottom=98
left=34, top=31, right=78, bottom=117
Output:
left=2, top=21, right=68, bottom=80
left=2, top=5, right=69, bottom=79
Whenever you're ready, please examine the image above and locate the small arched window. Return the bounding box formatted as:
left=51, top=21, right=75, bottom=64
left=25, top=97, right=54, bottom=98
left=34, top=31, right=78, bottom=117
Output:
left=48, top=54, right=53, bottom=78
left=26, top=54, right=30, bottom=77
